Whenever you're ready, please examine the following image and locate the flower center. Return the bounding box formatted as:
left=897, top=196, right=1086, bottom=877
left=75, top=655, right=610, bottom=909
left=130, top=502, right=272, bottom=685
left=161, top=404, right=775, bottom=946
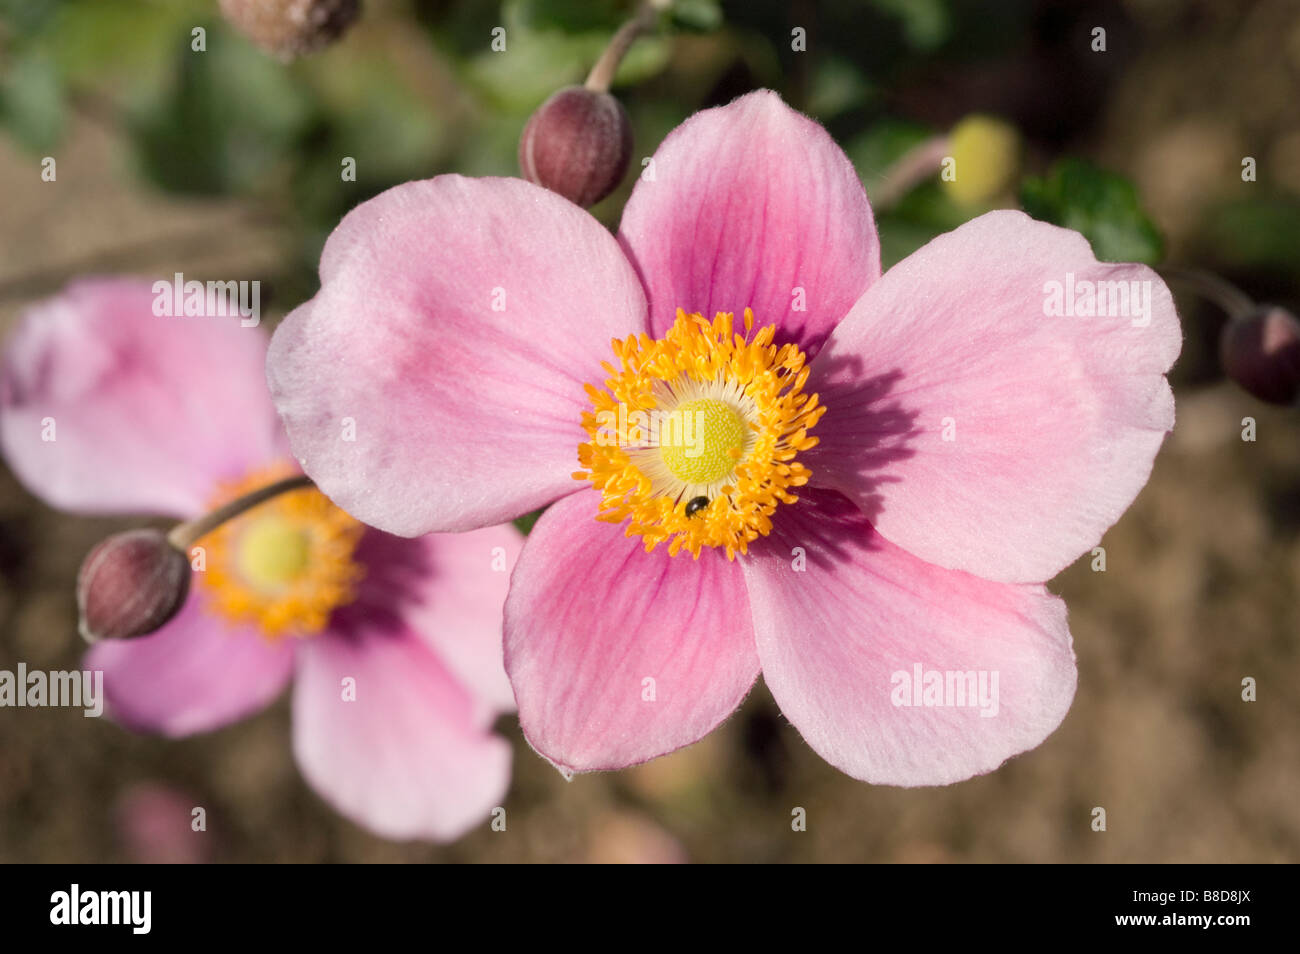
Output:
left=236, top=517, right=311, bottom=587
left=576, top=308, right=825, bottom=559
left=658, top=398, right=749, bottom=485
left=197, top=463, right=365, bottom=638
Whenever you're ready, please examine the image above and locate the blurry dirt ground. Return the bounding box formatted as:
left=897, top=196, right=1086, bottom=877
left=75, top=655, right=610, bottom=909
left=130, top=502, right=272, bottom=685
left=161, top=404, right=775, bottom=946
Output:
left=0, top=0, right=1297, bottom=862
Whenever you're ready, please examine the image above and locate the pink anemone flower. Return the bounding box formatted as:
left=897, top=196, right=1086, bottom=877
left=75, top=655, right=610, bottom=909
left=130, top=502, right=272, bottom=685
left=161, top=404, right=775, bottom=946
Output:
left=0, top=279, right=520, bottom=840
left=267, top=91, right=1181, bottom=785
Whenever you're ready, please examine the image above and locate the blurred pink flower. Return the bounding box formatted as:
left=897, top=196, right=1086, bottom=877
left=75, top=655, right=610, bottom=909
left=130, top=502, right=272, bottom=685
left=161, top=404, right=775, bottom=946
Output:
left=587, top=810, right=688, bottom=864
left=0, top=279, right=519, bottom=841
left=266, top=90, right=1181, bottom=785
left=115, top=781, right=212, bottom=864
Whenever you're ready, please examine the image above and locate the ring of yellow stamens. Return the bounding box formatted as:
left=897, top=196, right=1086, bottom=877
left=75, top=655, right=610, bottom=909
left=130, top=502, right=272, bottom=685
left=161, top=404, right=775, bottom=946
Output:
left=575, top=308, right=826, bottom=559
left=197, top=463, right=366, bottom=638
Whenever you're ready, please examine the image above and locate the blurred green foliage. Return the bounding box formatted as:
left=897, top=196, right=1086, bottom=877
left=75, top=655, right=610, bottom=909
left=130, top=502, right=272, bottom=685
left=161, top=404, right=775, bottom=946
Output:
left=1021, top=158, right=1164, bottom=264
left=9, top=0, right=1300, bottom=309
left=1201, top=197, right=1300, bottom=273
left=513, top=509, right=543, bottom=535
left=133, top=23, right=316, bottom=195
left=0, top=47, right=63, bottom=151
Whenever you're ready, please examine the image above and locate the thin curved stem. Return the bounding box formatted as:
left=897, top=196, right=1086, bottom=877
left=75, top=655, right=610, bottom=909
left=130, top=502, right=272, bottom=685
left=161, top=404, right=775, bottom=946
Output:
left=167, top=474, right=314, bottom=550
left=870, top=135, right=951, bottom=209
left=585, top=0, right=669, bottom=93
left=1158, top=264, right=1255, bottom=322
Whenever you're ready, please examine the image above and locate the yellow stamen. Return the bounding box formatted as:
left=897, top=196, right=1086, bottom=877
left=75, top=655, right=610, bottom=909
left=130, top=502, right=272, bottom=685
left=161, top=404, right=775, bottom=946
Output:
left=197, top=463, right=365, bottom=638
left=575, top=308, right=826, bottom=560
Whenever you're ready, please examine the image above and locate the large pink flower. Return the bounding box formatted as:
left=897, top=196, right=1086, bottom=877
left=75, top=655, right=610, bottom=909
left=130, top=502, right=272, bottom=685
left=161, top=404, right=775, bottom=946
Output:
left=0, top=278, right=519, bottom=840
left=267, top=91, right=1181, bottom=784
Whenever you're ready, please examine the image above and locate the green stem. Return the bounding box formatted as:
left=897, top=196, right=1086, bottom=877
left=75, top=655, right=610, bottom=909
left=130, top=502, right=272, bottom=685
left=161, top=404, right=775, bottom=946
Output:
left=1158, top=264, right=1255, bottom=322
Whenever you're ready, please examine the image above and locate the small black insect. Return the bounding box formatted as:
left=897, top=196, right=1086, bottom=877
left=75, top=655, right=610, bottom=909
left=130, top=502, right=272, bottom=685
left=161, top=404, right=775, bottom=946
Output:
left=684, top=496, right=710, bottom=518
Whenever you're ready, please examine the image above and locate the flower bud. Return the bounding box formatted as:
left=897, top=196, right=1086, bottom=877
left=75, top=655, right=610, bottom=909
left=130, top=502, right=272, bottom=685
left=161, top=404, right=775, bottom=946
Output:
left=519, top=86, right=633, bottom=208
left=943, top=114, right=1022, bottom=207
left=76, top=529, right=192, bottom=642
left=218, top=0, right=360, bottom=60
left=1220, top=305, right=1300, bottom=406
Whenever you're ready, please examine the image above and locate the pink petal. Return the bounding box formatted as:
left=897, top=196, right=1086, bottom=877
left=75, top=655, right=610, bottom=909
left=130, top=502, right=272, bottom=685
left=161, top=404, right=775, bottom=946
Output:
left=503, top=489, right=759, bottom=774
left=742, top=490, right=1077, bottom=786
left=85, top=593, right=295, bottom=737
left=292, top=625, right=511, bottom=843
left=617, top=89, right=880, bottom=358
left=346, top=523, right=523, bottom=721
left=805, top=211, right=1180, bottom=583
left=0, top=278, right=285, bottom=518
left=266, top=176, right=648, bottom=537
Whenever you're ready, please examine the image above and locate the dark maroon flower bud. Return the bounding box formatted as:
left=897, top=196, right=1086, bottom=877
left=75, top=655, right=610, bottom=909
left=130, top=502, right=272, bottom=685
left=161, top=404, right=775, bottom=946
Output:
left=1220, top=305, right=1300, bottom=406
left=218, top=0, right=360, bottom=60
left=76, top=529, right=191, bottom=642
left=519, top=86, right=633, bottom=208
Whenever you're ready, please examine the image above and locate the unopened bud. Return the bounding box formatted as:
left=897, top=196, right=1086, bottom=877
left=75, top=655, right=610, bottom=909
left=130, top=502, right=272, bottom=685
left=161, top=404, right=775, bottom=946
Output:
left=1220, top=305, right=1300, bottom=406
left=519, top=86, right=633, bottom=208
left=76, top=529, right=192, bottom=642
left=944, top=114, right=1022, bottom=207
left=218, top=0, right=360, bottom=60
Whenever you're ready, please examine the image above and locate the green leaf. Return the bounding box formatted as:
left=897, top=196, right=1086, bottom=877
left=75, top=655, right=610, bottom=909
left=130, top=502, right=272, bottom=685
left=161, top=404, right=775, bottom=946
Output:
left=670, top=0, right=723, bottom=32
left=129, top=22, right=315, bottom=195
left=469, top=0, right=672, bottom=110
left=1020, top=158, right=1164, bottom=264
left=869, top=0, right=951, bottom=50
left=513, top=509, right=545, bottom=535
left=296, top=27, right=450, bottom=185
left=612, top=33, right=673, bottom=86
left=40, top=0, right=202, bottom=88
left=467, top=5, right=597, bottom=111
left=874, top=214, right=944, bottom=271
left=0, top=0, right=61, bottom=35
left=844, top=118, right=932, bottom=183
left=0, top=52, right=64, bottom=151
left=1202, top=196, right=1300, bottom=272
left=514, top=0, right=625, bottom=33
left=807, top=55, right=873, bottom=119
